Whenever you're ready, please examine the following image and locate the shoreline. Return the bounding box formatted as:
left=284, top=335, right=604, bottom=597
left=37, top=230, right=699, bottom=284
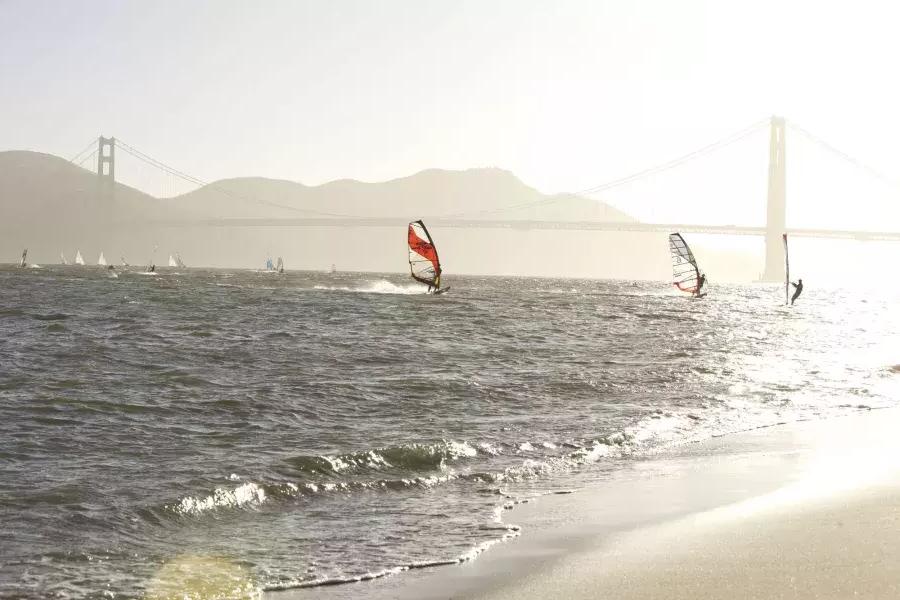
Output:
left=270, top=408, right=900, bottom=600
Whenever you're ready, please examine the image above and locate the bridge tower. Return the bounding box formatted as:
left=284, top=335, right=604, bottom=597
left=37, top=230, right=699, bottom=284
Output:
left=761, top=117, right=786, bottom=281
left=97, top=136, right=116, bottom=199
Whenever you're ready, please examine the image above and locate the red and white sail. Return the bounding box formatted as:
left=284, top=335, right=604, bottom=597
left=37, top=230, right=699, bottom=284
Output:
left=408, top=220, right=442, bottom=288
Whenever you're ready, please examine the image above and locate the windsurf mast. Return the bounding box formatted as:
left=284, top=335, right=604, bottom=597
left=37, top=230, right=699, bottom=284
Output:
left=408, top=220, right=442, bottom=289
left=668, top=233, right=702, bottom=295
left=783, top=233, right=790, bottom=305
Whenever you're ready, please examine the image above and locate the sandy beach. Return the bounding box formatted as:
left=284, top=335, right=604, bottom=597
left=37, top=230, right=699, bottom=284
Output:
left=273, top=408, right=900, bottom=600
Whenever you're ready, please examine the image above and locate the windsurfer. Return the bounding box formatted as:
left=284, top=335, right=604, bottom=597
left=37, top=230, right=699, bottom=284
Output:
left=695, top=273, right=706, bottom=296
left=790, top=279, right=803, bottom=305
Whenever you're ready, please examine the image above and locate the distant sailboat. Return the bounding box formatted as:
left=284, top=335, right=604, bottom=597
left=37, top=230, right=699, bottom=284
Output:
left=168, top=254, right=178, bottom=267
left=175, top=253, right=186, bottom=269
left=98, top=252, right=108, bottom=266
left=408, top=220, right=448, bottom=294
left=276, top=256, right=284, bottom=273
left=18, top=249, right=27, bottom=268
left=330, top=263, right=337, bottom=274
left=265, top=257, right=275, bottom=271
left=60, top=252, right=69, bottom=266
left=668, top=233, right=705, bottom=297
left=74, top=250, right=85, bottom=266
left=121, top=257, right=129, bottom=267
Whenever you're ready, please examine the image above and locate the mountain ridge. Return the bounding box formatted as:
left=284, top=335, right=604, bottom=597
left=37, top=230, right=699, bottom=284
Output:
left=0, top=149, right=659, bottom=276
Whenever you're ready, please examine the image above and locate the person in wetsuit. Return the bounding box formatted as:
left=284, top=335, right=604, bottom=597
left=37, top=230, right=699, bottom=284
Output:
left=695, top=273, right=706, bottom=297
left=790, top=278, right=803, bottom=305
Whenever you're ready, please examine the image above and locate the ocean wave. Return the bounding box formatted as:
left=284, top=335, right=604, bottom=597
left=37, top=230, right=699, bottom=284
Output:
left=283, top=440, right=478, bottom=476
left=170, top=482, right=267, bottom=516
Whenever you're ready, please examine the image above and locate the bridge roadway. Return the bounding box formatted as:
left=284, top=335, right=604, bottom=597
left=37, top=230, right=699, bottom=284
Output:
left=146, top=217, right=900, bottom=241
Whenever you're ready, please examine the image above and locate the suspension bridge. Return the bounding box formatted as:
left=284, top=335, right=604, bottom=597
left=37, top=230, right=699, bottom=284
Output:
left=67, top=117, right=900, bottom=281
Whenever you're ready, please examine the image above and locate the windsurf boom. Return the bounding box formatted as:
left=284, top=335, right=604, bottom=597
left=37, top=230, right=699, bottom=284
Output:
left=408, top=220, right=442, bottom=290
left=668, top=233, right=702, bottom=295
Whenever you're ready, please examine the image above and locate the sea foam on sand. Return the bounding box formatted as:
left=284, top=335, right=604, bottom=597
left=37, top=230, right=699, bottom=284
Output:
left=271, top=409, right=900, bottom=600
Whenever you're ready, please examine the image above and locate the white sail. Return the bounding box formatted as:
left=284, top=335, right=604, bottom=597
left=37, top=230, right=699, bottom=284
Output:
left=783, top=233, right=790, bottom=305
left=668, top=233, right=702, bottom=295
left=276, top=256, right=283, bottom=273
left=98, top=252, right=107, bottom=266
left=19, top=249, right=27, bottom=268
left=60, top=252, right=69, bottom=265
left=121, top=257, right=129, bottom=267
left=175, top=253, right=186, bottom=268
left=75, top=250, right=85, bottom=266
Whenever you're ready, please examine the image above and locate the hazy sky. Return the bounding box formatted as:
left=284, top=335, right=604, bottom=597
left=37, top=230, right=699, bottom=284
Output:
left=2, top=0, right=900, bottom=228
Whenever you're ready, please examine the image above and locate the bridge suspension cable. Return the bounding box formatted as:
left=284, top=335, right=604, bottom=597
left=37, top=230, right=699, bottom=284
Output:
left=114, top=139, right=361, bottom=218
left=574, top=117, right=769, bottom=196
left=441, top=117, right=770, bottom=219
left=75, top=150, right=98, bottom=168
left=786, top=120, right=900, bottom=194
left=68, top=138, right=99, bottom=165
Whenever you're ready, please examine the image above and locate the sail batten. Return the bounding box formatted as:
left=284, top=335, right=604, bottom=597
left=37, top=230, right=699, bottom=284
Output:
left=668, top=233, right=701, bottom=294
left=408, top=220, right=442, bottom=289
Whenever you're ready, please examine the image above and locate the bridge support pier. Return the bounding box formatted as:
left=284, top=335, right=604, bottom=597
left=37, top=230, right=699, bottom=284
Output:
left=761, top=117, right=786, bottom=281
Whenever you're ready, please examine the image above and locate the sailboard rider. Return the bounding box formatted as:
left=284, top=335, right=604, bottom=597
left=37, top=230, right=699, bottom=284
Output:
left=695, top=273, right=706, bottom=297
left=790, top=279, right=803, bottom=305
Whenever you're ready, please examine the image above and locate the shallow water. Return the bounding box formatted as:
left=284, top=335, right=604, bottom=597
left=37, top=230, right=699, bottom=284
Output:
left=1, top=266, right=898, bottom=598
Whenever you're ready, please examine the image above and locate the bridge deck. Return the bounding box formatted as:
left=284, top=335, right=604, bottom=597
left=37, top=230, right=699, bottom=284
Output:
left=144, top=217, right=900, bottom=241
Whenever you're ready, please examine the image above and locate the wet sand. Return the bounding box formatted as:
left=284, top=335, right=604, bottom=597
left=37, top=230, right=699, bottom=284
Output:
left=273, top=408, right=900, bottom=600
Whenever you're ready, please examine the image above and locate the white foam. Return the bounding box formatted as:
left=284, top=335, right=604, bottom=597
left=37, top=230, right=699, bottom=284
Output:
left=172, top=482, right=266, bottom=515
left=313, top=280, right=428, bottom=295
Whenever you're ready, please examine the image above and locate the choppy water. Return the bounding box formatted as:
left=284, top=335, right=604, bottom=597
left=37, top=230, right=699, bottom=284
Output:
left=1, top=266, right=898, bottom=599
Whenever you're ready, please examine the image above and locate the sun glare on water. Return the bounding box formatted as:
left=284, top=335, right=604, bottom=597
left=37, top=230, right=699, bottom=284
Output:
left=146, top=555, right=260, bottom=600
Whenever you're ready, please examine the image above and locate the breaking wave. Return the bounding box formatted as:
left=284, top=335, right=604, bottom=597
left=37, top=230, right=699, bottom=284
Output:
left=312, top=280, right=427, bottom=295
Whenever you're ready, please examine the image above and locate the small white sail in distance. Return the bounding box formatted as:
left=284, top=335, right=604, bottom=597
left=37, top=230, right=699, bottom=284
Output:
left=276, top=256, right=284, bottom=273
left=175, top=253, right=186, bottom=268
left=168, top=254, right=178, bottom=267
left=98, top=252, right=107, bottom=266
left=60, top=252, right=69, bottom=265
left=74, top=250, right=85, bottom=266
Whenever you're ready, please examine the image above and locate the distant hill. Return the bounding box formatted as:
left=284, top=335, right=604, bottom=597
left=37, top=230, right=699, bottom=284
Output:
left=2, top=150, right=665, bottom=276
left=157, top=167, right=635, bottom=223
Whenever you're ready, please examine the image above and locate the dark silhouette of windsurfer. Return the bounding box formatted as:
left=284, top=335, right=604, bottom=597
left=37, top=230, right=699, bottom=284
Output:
left=695, top=273, right=706, bottom=297
left=790, top=279, right=803, bottom=305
